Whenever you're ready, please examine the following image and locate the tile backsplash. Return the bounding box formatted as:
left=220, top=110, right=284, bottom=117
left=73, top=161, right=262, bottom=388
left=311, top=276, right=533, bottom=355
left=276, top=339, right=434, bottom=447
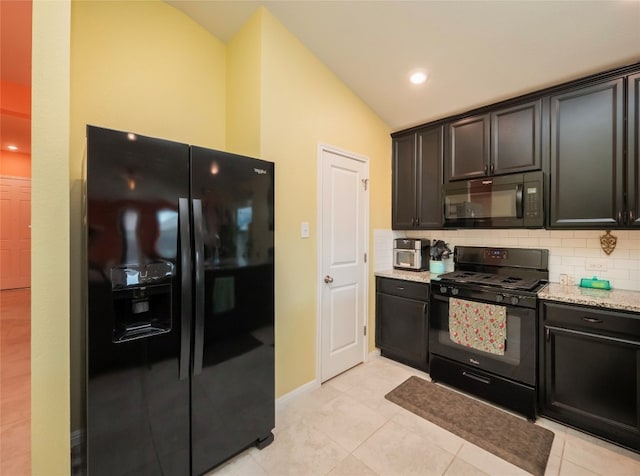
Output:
left=374, top=229, right=640, bottom=292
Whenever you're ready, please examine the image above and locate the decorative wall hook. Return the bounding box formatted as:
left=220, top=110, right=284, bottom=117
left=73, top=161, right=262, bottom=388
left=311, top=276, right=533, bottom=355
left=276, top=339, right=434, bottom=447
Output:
left=600, top=230, right=617, bottom=255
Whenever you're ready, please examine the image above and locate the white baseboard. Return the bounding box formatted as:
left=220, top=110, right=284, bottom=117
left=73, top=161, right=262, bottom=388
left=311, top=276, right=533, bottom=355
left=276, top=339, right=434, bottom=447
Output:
left=276, top=378, right=320, bottom=409
left=367, top=348, right=381, bottom=361
left=277, top=351, right=381, bottom=410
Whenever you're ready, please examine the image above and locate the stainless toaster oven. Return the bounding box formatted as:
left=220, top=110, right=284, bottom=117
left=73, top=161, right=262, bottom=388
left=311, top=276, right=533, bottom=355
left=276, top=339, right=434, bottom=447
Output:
left=393, top=238, right=430, bottom=271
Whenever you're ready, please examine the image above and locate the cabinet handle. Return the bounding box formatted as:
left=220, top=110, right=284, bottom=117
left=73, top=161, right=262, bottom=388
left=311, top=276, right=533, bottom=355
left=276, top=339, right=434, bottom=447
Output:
left=629, top=209, right=635, bottom=224
left=582, top=317, right=603, bottom=324
left=545, top=327, right=550, bottom=342
left=415, top=217, right=419, bottom=227
left=483, top=164, right=488, bottom=175
left=490, top=163, right=495, bottom=175
left=617, top=210, right=623, bottom=225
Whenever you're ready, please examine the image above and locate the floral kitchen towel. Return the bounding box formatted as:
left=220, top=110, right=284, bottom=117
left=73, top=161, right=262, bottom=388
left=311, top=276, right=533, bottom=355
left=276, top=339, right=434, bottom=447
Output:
left=449, top=298, right=507, bottom=355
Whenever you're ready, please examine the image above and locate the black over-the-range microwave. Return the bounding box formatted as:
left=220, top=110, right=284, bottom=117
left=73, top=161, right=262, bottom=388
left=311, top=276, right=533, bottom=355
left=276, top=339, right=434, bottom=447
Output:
left=443, top=171, right=544, bottom=228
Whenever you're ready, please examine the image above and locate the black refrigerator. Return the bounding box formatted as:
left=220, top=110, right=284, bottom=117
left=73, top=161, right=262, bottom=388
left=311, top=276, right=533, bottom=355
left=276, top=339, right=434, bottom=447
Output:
left=84, top=125, right=275, bottom=475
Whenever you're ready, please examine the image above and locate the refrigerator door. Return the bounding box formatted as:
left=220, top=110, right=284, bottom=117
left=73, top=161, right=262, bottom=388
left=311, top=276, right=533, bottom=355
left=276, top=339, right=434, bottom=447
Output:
left=86, top=126, right=191, bottom=475
left=190, top=146, right=275, bottom=474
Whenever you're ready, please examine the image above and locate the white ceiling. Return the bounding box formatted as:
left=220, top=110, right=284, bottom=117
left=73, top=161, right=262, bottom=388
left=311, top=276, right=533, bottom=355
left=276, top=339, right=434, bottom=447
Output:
left=168, top=0, right=640, bottom=132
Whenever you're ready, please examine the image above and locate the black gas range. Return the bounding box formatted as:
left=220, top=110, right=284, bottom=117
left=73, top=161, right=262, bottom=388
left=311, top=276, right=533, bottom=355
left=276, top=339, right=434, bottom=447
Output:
left=432, top=246, right=549, bottom=309
left=428, top=246, right=549, bottom=420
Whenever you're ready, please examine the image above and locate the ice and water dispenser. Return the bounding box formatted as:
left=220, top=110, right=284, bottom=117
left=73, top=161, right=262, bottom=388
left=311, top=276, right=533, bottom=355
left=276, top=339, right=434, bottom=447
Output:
left=110, top=262, right=174, bottom=343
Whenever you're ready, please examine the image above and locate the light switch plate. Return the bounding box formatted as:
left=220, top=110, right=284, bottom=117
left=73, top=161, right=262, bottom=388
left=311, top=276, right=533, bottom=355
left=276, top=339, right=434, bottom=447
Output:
left=301, top=221, right=310, bottom=238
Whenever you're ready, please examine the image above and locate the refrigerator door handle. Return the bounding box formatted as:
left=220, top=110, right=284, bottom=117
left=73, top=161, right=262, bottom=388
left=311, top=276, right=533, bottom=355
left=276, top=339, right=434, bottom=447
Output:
left=192, top=198, right=205, bottom=376
left=178, top=198, right=192, bottom=381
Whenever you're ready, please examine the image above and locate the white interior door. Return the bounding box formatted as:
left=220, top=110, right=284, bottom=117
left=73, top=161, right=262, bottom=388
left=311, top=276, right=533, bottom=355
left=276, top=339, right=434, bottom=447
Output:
left=0, top=176, right=31, bottom=290
left=319, top=145, right=368, bottom=382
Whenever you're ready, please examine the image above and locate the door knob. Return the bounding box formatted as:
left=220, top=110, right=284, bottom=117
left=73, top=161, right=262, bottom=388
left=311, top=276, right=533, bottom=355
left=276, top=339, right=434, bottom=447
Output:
left=324, top=275, right=334, bottom=284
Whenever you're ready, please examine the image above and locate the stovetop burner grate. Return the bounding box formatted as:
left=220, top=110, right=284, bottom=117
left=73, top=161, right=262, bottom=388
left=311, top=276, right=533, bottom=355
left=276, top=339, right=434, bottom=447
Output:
left=436, top=271, right=543, bottom=291
left=434, top=246, right=549, bottom=294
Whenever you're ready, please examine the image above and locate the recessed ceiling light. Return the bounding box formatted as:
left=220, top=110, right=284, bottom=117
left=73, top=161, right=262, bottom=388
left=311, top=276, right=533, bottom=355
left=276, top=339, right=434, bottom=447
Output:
left=7, top=145, right=18, bottom=151
left=409, top=69, right=428, bottom=85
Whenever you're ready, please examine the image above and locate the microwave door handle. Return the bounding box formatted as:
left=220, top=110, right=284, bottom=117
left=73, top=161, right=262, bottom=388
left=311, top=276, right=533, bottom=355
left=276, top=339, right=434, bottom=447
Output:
left=516, top=184, right=524, bottom=218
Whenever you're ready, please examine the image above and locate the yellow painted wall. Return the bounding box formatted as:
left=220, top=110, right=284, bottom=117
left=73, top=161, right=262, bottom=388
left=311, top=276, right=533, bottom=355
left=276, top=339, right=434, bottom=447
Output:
left=257, top=9, right=391, bottom=395
left=70, top=0, right=226, bottom=150
left=69, top=0, right=226, bottom=430
left=31, top=1, right=71, bottom=473
left=226, top=12, right=262, bottom=158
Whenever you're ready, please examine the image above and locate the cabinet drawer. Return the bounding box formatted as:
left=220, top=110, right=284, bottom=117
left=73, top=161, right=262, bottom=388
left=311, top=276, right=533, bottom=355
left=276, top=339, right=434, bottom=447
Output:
left=376, top=277, right=429, bottom=301
left=543, top=301, right=640, bottom=339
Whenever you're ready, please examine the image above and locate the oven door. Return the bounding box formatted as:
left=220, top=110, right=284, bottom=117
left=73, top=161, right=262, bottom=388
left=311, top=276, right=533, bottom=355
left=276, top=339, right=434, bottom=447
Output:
left=429, top=291, right=536, bottom=386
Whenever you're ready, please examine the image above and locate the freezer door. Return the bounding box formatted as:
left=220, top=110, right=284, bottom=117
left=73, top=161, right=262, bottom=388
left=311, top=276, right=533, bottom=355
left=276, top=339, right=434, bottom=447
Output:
left=190, top=146, right=275, bottom=474
left=86, top=125, right=191, bottom=475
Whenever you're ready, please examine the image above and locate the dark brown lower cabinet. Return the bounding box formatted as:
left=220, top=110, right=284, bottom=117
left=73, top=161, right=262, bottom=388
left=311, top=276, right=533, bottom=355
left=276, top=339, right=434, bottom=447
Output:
left=540, top=302, right=640, bottom=451
left=375, top=277, right=429, bottom=371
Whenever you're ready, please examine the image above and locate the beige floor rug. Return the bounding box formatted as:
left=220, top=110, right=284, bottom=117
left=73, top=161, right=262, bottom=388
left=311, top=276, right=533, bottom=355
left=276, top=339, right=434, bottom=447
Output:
left=385, top=376, right=554, bottom=476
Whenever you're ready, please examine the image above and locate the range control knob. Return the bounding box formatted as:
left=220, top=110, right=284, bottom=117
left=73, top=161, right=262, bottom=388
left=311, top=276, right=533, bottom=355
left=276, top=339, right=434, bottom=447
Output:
left=510, top=296, right=519, bottom=305
left=495, top=294, right=504, bottom=303
left=451, top=288, right=459, bottom=296
left=439, top=286, right=448, bottom=294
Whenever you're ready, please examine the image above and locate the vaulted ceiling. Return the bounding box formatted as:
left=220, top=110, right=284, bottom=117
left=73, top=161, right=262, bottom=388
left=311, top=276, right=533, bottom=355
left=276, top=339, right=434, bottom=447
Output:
left=2, top=0, right=639, bottom=153
left=169, top=0, right=640, bottom=131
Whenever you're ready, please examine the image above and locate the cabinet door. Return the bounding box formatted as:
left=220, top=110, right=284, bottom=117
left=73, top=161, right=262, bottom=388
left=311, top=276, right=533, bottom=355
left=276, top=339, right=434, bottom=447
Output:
left=628, top=73, right=640, bottom=227
left=392, top=134, right=417, bottom=229
left=549, top=78, right=624, bottom=228
left=491, top=100, right=541, bottom=175
left=416, top=126, right=443, bottom=228
left=543, top=325, right=640, bottom=451
left=375, top=292, right=428, bottom=370
left=446, top=114, right=490, bottom=181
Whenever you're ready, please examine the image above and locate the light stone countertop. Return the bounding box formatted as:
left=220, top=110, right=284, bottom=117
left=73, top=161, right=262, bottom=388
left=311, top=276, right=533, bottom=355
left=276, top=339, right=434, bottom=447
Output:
left=374, top=269, right=432, bottom=284
left=538, top=282, right=640, bottom=313
left=376, top=270, right=640, bottom=314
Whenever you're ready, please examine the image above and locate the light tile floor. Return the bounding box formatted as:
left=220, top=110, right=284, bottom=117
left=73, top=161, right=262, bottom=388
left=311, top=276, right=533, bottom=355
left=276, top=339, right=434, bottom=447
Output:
left=210, top=355, right=640, bottom=476
left=0, top=289, right=30, bottom=476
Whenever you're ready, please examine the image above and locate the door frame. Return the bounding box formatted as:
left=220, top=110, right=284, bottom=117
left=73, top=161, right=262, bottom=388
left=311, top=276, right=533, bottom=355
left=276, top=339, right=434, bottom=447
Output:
left=315, top=143, right=370, bottom=384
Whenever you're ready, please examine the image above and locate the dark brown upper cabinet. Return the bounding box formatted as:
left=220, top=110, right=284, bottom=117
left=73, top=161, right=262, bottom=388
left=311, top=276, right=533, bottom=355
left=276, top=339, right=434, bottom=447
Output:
left=392, top=61, right=640, bottom=230
left=446, top=114, right=489, bottom=181
left=627, top=72, right=640, bottom=227
left=392, top=126, right=443, bottom=229
left=446, top=100, right=542, bottom=182
left=549, top=77, right=625, bottom=228
left=393, top=133, right=417, bottom=229
left=492, top=101, right=542, bottom=175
